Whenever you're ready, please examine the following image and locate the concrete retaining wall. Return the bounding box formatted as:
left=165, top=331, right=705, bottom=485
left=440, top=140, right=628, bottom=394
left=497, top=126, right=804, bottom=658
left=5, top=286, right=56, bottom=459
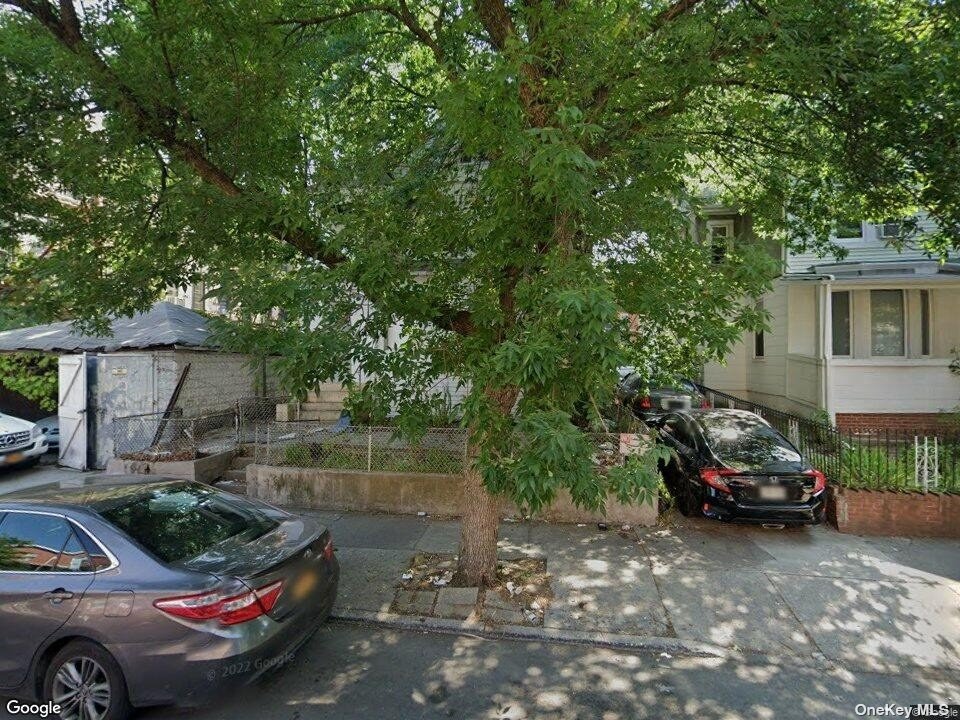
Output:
left=105, top=449, right=236, bottom=484
left=827, top=486, right=960, bottom=537
left=246, top=464, right=657, bottom=526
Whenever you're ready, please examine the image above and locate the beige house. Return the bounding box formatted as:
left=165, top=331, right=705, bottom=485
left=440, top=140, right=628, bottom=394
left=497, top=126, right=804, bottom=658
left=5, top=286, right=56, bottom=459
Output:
left=703, top=214, right=960, bottom=431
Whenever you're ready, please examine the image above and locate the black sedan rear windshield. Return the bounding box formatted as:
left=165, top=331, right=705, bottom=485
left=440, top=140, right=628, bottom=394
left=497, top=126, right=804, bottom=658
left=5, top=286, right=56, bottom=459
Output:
left=98, top=483, right=278, bottom=564
left=701, top=414, right=802, bottom=471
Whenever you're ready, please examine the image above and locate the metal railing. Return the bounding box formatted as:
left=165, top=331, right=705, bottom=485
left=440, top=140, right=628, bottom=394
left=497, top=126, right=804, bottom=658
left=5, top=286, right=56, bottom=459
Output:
left=698, top=385, right=960, bottom=493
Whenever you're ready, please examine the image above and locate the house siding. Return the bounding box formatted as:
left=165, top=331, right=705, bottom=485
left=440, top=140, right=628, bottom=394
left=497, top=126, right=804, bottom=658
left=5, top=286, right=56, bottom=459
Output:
left=785, top=213, right=941, bottom=274
left=830, top=361, right=959, bottom=414
left=704, top=278, right=823, bottom=417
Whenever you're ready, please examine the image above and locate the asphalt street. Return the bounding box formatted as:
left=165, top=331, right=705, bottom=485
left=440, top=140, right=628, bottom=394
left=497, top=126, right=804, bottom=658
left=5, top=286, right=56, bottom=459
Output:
left=32, top=620, right=953, bottom=720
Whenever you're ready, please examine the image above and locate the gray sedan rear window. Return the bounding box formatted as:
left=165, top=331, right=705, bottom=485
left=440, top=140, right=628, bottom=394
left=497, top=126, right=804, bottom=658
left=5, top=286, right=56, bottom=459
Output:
left=98, top=484, right=278, bottom=564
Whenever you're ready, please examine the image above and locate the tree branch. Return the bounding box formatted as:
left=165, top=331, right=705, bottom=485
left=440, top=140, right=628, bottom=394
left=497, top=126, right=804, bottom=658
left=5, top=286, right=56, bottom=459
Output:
left=271, top=2, right=449, bottom=68
left=4, top=0, right=474, bottom=333
left=649, top=0, right=706, bottom=34
left=4, top=0, right=348, bottom=267
left=473, top=0, right=514, bottom=51
left=269, top=4, right=395, bottom=27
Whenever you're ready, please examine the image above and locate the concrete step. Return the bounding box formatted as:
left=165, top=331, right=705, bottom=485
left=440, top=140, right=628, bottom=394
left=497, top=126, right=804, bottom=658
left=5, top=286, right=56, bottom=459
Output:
left=222, top=468, right=248, bottom=482
left=307, top=389, right=348, bottom=403
left=231, top=455, right=255, bottom=470
left=295, top=409, right=344, bottom=422
left=300, top=400, right=345, bottom=412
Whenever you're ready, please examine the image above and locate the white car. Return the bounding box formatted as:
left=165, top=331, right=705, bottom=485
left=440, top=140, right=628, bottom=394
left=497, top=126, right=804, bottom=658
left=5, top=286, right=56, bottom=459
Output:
left=0, top=413, right=48, bottom=468
left=34, top=414, right=59, bottom=450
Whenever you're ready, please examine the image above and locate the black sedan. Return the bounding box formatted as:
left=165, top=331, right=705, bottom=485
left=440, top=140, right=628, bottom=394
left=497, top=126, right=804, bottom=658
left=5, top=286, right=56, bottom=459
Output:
left=654, top=409, right=826, bottom=526
left=0, top=477, right=339, bottom=719
left=617, top=372, right=709, bottom=419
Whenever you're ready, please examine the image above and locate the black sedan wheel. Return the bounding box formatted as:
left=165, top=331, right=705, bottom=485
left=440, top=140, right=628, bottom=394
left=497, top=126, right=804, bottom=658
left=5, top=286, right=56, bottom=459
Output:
left=44, top=641, right=132, bottom=720
left=663, top=462, right=694, bottom=516
left=681, top=476, right=703, bottom=517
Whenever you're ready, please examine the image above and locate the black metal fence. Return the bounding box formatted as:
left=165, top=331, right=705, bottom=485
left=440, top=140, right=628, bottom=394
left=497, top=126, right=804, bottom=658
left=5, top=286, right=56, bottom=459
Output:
left=698, top=385, right=960, bottom=493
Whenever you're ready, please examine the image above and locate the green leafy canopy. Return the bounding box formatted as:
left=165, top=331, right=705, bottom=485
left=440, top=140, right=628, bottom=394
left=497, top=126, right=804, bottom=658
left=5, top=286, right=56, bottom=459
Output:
left=1, top=0, right=958, bottom=512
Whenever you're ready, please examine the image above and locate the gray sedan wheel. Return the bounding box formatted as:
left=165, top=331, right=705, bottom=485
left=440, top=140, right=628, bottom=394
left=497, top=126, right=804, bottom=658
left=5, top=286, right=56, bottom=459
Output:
left=44, top=641, right=131, bottom=720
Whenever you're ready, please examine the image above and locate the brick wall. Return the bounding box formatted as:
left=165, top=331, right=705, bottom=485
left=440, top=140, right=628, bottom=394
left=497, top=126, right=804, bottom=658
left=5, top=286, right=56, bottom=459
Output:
left=835, top=413, right=954, bottom=434
left=827, top=486, right=960, bottom=538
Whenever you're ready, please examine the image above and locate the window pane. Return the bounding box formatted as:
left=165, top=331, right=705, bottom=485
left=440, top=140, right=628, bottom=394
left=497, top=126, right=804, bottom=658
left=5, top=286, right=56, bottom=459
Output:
left=98, top=483, right=279, bottom=564
left=920, top=290, right=930, bottom=356
left=879, top=220, right=902, bottom=239
left=754, top=299, right=765, bottom=357
left=55, top=531, right=92, bottom=572
left=831, top=291, right=851, bottom=356
left=709, top=224, right=729, bottom=264
left=871, top=290, right=904, bottom=356
left=834, top=219, right=862, bottom=239
left=74, top=524, right=112, bottom=571
left=0, top=513, right=71, bottom=572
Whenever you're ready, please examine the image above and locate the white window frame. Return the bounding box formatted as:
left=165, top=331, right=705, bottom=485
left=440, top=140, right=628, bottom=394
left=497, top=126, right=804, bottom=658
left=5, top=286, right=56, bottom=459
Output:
left=706, top=219, right=734, bottom=264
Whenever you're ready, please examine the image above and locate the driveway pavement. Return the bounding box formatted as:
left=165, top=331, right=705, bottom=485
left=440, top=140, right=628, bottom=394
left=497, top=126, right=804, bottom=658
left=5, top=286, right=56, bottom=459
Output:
left=316, top=510, right=960, bottom=675
left=0, top=456, right=94, bottom=495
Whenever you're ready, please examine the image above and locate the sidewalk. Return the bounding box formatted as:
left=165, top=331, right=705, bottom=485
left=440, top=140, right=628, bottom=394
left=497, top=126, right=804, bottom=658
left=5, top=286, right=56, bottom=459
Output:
left=305, top=509, right=960, bottom=676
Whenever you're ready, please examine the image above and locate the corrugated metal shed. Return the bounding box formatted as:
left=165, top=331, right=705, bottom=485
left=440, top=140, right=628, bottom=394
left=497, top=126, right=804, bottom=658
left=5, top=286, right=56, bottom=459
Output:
left=0, top=302, right=216, bottom=353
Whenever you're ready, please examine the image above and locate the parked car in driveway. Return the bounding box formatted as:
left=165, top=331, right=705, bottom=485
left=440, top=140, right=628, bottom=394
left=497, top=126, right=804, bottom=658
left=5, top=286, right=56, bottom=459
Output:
left=653, top=409, right=826, bottom=526
left=617, top=371, right=709, bottom=419
left=34, top=415, right=59, bottom=451
left=0, top=413, right=48, bottom=469
left=0, top=477, right=339, bottom=719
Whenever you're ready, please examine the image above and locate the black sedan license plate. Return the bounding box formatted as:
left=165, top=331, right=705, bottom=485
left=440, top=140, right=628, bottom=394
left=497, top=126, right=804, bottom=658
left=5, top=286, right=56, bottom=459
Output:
left=759, top=485, right=788, bottom=501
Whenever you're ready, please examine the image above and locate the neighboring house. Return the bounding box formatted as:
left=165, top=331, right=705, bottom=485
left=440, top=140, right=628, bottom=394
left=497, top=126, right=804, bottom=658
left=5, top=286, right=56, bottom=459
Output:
left=704, top=212, right=960, bottom=431
left=165, top=281, right=229, bottom=316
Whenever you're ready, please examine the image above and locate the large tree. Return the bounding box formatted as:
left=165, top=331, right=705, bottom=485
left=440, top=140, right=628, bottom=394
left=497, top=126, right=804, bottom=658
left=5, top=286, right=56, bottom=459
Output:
left=1, top=0, right=958, bottom=583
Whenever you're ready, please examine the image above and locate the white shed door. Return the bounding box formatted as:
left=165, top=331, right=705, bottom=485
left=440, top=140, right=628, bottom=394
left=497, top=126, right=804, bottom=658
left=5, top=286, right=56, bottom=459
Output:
left=58, top=354, right=88, bottom=470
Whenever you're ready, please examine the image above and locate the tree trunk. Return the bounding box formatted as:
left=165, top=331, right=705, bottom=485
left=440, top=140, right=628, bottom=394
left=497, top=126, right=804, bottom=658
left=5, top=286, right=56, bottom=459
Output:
left=455, top=456, right=500, bottom=587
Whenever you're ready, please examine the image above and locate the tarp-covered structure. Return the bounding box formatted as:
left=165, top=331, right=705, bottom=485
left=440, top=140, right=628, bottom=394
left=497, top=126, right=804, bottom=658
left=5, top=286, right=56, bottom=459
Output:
left=0, top=302, right=215, bottom=353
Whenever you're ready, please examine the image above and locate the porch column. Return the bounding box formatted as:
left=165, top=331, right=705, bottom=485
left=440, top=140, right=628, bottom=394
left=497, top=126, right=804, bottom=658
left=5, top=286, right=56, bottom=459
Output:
left=818, top=281, right=834, bottom=422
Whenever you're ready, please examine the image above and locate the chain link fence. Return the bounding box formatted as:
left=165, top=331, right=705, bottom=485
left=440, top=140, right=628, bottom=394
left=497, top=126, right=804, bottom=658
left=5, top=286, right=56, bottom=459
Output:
left=112, top=395, right=328, bottom=463
left=590, top=433, right=628, bottom=474
left=113, top=409, right=237, bottom=461
left=236, top=395, right=292, bottom=446
left=257, top=423, right=469, bottom=474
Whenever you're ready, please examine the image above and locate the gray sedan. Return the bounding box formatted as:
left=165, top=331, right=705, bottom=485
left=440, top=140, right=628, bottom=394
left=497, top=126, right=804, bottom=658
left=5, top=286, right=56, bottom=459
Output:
left=0, top=477, right=339, bottom=719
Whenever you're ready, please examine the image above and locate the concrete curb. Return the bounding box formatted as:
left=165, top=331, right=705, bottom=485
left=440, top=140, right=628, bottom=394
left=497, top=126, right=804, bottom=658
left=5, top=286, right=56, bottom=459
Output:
left=329, top=611, right=960, bottom=681
left=329, top=609, right=733, bottom=659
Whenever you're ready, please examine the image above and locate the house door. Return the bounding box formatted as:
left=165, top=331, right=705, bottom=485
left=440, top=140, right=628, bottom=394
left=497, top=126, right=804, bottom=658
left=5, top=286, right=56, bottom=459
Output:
left=58, top=354, right=88, bottom=470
